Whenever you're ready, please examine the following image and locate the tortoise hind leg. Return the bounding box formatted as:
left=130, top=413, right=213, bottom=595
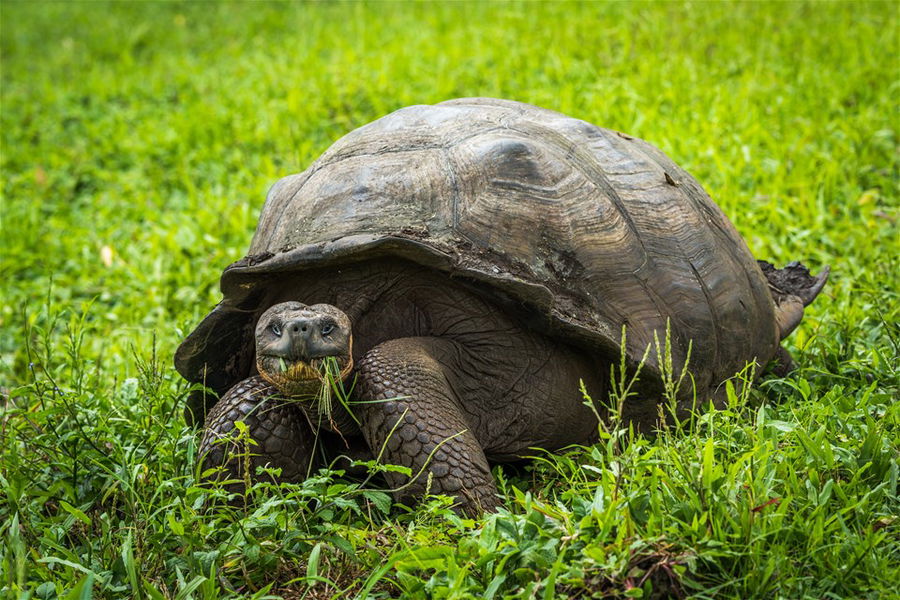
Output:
left=199, top=376, right=318, bottom=494
left=758, top=260, right=830, bottom=340
left=768, top=346, right=797, bottom=377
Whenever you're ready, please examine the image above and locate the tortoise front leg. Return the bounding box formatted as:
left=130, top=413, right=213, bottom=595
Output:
left=199, top=376, right=318, bottom=492
left=355, top=338, right=500, bottom=515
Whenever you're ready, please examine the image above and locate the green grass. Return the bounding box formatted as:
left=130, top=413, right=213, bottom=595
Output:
left=1, top=1, right=898, bottom=598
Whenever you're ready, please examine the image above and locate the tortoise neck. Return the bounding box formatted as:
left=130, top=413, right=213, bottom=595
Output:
left=293, top=394, right=361, bottom=439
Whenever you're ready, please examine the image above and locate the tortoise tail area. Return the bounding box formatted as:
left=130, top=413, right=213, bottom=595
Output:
left=758, top=259, right=830, bottom=342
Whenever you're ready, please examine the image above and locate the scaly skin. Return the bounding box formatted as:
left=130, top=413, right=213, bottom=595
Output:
left=199, top=376, right=318, bottom=491
left=355, top=338, right=500, bottom=515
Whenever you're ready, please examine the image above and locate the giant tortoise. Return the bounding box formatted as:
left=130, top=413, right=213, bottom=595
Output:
left=175, top=98, right=828, bottom=514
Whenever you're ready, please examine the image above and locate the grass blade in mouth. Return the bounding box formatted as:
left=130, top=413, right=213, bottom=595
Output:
left=311, top=355, right=361, bottom=426
left=315, top=356, right=344, bottom=418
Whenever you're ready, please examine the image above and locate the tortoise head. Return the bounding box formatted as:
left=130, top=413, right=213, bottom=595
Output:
left=255, top=302, right=353, bottom=397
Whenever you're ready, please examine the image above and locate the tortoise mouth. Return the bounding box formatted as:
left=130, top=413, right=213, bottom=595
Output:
left=259, top=355, right=325, bottom=381
left=256, top=354, right=354, bottom=395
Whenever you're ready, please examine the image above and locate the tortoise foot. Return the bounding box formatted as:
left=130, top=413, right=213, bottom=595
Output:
left=758, top=260, right=830, bottom=340
left=767, top=346, right=796, bottom=378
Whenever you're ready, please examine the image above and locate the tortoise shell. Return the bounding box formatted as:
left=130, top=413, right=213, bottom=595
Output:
left=176, top=97, right=777, bottom=423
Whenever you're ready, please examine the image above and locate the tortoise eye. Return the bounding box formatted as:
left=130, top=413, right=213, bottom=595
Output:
left=271, top=323, right=281, bottom=336
left=321, top=323, right=334, bottom=336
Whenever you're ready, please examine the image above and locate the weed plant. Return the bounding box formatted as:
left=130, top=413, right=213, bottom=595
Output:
left=1, top=1, right=898, bottom=598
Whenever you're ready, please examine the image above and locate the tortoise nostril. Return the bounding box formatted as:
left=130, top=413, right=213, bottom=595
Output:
left=286, top=319, right=312, bottom=335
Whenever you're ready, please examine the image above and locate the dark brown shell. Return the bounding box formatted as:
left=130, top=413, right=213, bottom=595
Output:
left=176, top=98, right=777, bottom=422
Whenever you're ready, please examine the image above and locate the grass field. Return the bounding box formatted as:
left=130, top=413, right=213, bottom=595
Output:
left=2, top=1, right=898, bottom=598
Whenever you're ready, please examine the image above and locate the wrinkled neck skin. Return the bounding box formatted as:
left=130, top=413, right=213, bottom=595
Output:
left=260, top=259, right=610, bottom=456
left=297, top=390, right=361, bottom=439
